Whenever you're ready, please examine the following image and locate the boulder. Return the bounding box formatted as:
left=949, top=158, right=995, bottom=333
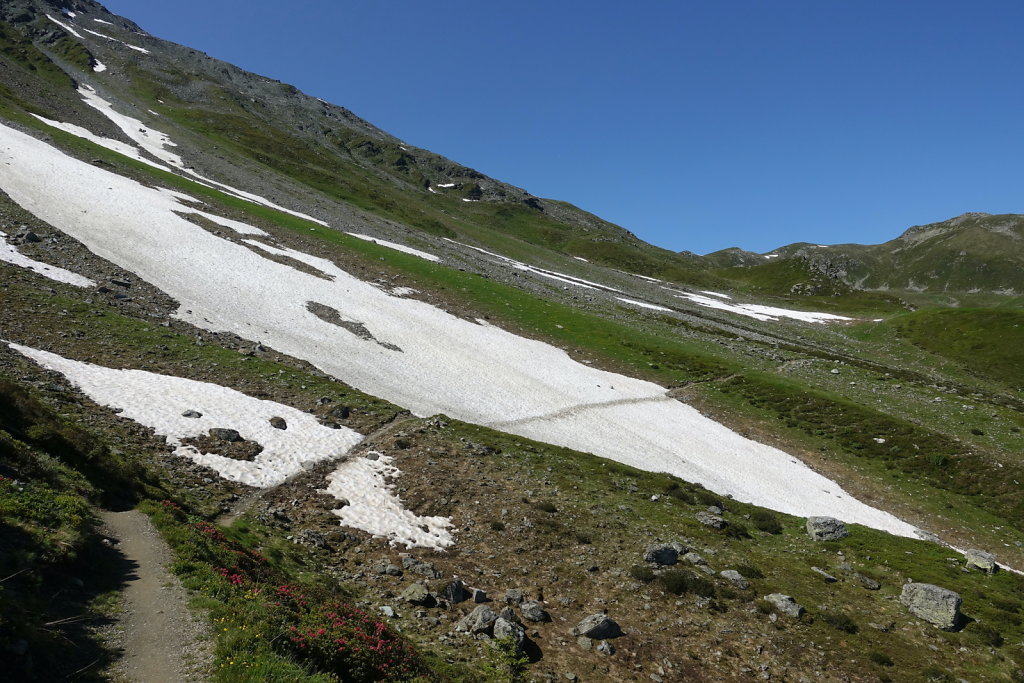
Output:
left=811, top=566, right=838, bottom=583
left=493, top=617, right=526, bottom=649
left=503, top=588, right=525, bottom=605
left=519, top=600, right=550, bottom=622
left=209, top=427, right=242, bottom=442
left=964, top=549, right=998, bottom=574
left=182, top=409, right=202, bottom=418
left=457, top=604, right=497, bottom=634
left=696, top=511, right=727, bottom=529
left=764, top=593, right=805, bottom=618
left=900, top=583, right=961, bottom=630
left=269, top=416, right=287, bottom=430
left=683, top=551, right=707, bottom=566
left=442, top=579, right=469, bottom=604
left=643, top=543, right=681, bottom=566
left=571, top=613, right=622, bottom=639
left=853, top=573, right=881, bottom=590
left=399, top=583, right=432, bottom=606
left=805, top=516, right=849, bottom=541
left=720, top=570, right=749, bottom=589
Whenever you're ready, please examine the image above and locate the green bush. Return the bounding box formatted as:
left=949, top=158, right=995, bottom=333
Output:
left=750, top=510, right=783, bottom=534
left=821, top=612, right=859, bottom=634
left=660, top=570, right=715, bottom=597
left=869, top=651, right=894, bottom=666
left=628, top=565, right=656, bottom=583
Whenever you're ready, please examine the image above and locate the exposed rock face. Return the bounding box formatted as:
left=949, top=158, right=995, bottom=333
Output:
left=964, top=549, right=998, bottom=574
left=764, top=593, right=804, bottom=618
left=571, top=613, right=622, bottom=639
left=900, top=583, right=961, bottom=630
left=806, top=516, right=849, bottom=541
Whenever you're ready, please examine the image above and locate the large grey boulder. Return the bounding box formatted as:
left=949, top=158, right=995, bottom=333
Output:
left=643, top=543, right=682, bottom=566
left=964, top=549, right=998, bottom=574
left=571, top=613, right=622, bottom=639
left=493, top=617, right=526, bottom=649
left=806, top=516, right=849, bottom=541
left=519, top=600, right=550, bottom=622
left=764, top=593, right=805, bottom=618
left=399, top=583, right=432, bottom=606
left=456, top=604, right=498, bottom=634
left=696, top=511, right=727, bottom=529
left=900, top=583, right=961, bottom=630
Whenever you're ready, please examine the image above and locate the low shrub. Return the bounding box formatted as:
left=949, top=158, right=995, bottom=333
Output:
left=660, top=570, right=715, bottom=597
left=629, top=565, right=656, bottom=583
left=750, top=510, right=783, bottom=534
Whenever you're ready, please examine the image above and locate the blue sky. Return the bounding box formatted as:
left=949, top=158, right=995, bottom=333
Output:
left=101, top=1, right=1024, bottom=255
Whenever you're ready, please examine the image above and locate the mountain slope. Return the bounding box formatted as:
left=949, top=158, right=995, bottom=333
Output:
left=1, top=2, right=1024, bottom=681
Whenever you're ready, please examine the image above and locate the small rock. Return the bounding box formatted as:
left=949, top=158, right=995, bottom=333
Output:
left=520, top=600, right=550, bottom=622
left=964, top=549, right=998, bottom=574
left=576, top=636, right=593, bottom=650
left=379, top=606, right=396, bottom=618
left=442, top=579, right=468, bottom=604
left=494, top=617, right=526, bottom=649
left=498, top=607, right=520, bottom=623
left=720, top=570, right=749, bottom=589
left=209, top=427, right=242, bottom=442
left=23, top=231, right=40, bottom=243
left=853, top=573, right=880, bottom=590
left=683, top=551, right=707, bottom=566
left=385, top=564, right=403, bottom=576
left=182, top=410, right=202, bottom=418
left=811, top=567, right=838, bottom=583
left=805, top=516, right=849, bottom=541
left=471, top=588, right=489, bottom=603
left=764, top=594, right=805, bottom=619
left=696, top=511, right=727, bottom=529
left=504, top=588, right=525, bottom=605
left=457, top=604, right=498, bottom=634
left=596, top=639, right=616, bottom=655
left=269, top=416, right=287, bottom=430
left=900, top=583, right=961, bottom=630
left=571, top=613, right=622, bottom=639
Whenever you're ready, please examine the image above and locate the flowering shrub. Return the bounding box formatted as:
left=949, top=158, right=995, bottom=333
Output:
left=274, top=587, right=424, bottom=681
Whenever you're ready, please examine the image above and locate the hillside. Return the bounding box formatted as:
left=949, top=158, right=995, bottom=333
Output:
left=1, top=1, right=1024, bottom=681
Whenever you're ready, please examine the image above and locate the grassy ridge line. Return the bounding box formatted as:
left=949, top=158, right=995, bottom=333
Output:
left=8, top=97, right=1023, bottom=554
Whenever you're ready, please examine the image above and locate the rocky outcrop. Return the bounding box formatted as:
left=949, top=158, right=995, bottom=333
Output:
left=806, top=516, right=849, bottom=541
left=900, top=583, right=961, bottom=630
left=964, top=549, right=998, bottom=574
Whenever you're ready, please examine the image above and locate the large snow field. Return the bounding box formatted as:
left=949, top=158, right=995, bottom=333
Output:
left=0, top=230, right=95, bottom=287
left=7, top=343, right=363, bottom=488
left=671, top=290, right=853, bottom=324
left=323, top=453, right=455, bottom=549
left=0, top=121, right=922, bottom=539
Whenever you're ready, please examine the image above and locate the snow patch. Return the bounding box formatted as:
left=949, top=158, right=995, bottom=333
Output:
left=573, top=256, right=589, bottom=262
left=699, top=290, right=732, bottom=299
left=93, top=60, right=107, bottom=73
left=345, top=233, right=440, bottom=262
left=93, top=18, right=114, bottom=25
left=46, top=14, right=83, bottom=38
left=0, top=230, right=94, bottom=287
left=435, top=183, right=456, bottom=188
left=323, top=453, right=455, bottom=549
left=675, top=292, right=853, bottom=324
left=7, top=344, right=363, bottom=488
left=616, top=297, right=672, bottom=312
left=0, top=122, right=922, bottom=540
left=82, top=27, right=151, bottom=54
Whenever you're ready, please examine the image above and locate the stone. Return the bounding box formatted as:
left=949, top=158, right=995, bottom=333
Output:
left=22, top=231, right=40, bottom=243
left=385, top=564, right=403, bottom=576
left=853, top=573, right=880, bottom=590
left=576, top=636, right=593, bottom=650
left=269, top=416, right=287, bottom=430
left=457, top=604, right=498, bottom=634
left=400, top=583, right=432, bottom=606
left=571, top=613, right=622, bottom=639
left=596, top=639, right=616, bottom=655
left=330, top=405, right=351, bottom=420
left=683, top=551, right=707, bottom=566
left=471, top=588, right=489, bottom=603
left=811, top=567, right=838, bottom=583
left=182, top=409, right=202, bottom=418
left=442, top=579, right=469, bottom=604
left=493, top=617, right=526, bottom=649
left=764, top=594, right=805, bottom=618
left=964, top=549, right=998, bottom=574
left=401, top=557, right=441, bottom=579
left=379, top=606, right=396, bottom=618
left=643, top=543, right=680, bottom=566
left=900, top=583, right=961, bottom=630
left=498, top=607, right=520, bottom=623
left=720, top=570, right=749, bottom=589
left=503, top=588, right=525, bottom=605
left=209, top=427, right=242, bottom=442
left=805, top=516, right=849, bottom=541
left=696, top=511, right=727, bottom=529
left=519, top=600, right=550, bottom=622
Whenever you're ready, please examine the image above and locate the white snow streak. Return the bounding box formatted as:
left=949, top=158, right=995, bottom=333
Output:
left=81, top=27, right=151, bottom=54
left=0, top=230, right=94, bottom=287
left=94, top=18, right=114, bottom=25
left=674, top=292, right=853, bottom=324
left=345, top=233, right=440, bottom=262
left=0, top=122, right=921, bottom=539
left=616, top=297, right=672, bottom=312
left=700, top=290, right=732, bottom=299
left=45, top=14, right=83, bottom=38
left=7, top=344, right=363, bottom=488
left=323, top=453, right=455, bottom=549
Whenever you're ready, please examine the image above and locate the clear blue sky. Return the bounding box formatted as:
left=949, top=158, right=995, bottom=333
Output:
left=102, top=1, right=1024, bottom=255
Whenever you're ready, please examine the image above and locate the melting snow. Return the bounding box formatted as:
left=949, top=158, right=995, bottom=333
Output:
left=81, top=27, right=151, bottom=54
left=674, top=292, right=853, bottom=324
left=0, top=121, right=922, bottom=539
left=389, top=286, right=418, bottom=297
left=633, top=274, right=662, bottom=282
left=345, top=233, right=440, bottom=262
left=46, top=14, right=83, bottom=38
left=323, top=453, right=455, bottom=549
left=0, top=230, right=94, bottom=287
left=764, top=254, right=780, bottom=259
left=93, top=60, right=107, bottom=73
left=616, top=297, right=672, bottom=312
left=435, top=183, right=456, bottom=188
left=94, top=18, right=114, bottom=25
left=7, top=344, right=363, bottom=488
left=573, top=256, right=588, bottom=262
left=700, top=290, right=732, bottom=299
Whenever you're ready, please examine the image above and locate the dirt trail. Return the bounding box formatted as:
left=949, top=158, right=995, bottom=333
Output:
left=100, top=510, right=211, bottom=683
